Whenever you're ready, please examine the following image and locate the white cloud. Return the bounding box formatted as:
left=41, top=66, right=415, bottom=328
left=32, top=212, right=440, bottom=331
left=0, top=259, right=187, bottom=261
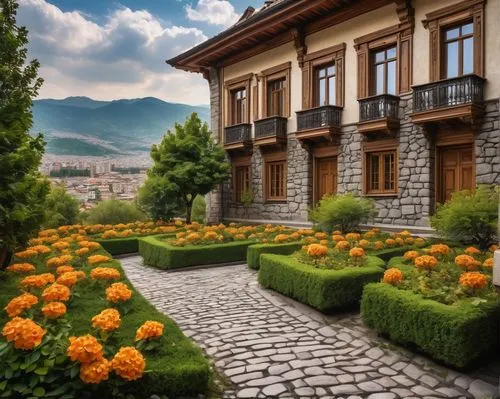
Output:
left=186, top=0, right=239, bottom=27
left=16, top=0, right=210, bottom=105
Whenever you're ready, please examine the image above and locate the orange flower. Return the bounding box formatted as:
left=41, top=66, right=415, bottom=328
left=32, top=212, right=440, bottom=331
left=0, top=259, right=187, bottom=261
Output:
left=374, top=241, right=384, bottom=250
left=314, top=232, right=328, bottom=240
left=414, top=255, right=438, bottom=270
left=465, top=247, right=481, bottom=256
left=345, top=233, right=361, bottom=241
left=385, top=239, right=396, bottom=247
left=42, top=302, right=67, bottom=319
left=111, top=347, right=146, bottom=381
left=395, top=237, right=405, bottom=247
left=335, top=240, right=350, bottom=250
left=90, top=267, right=121, bottom=281
left=414, top=237, right=426, bottom=247
left=2, top=317, right=46, bottom=350
left=80, top=358, right=110, bottom=384
left=363, top=231, right=376, bottom=239
left=42, top=283, right=71, bottom=302
left=332, top=234, right=345, bottom=242
left=358, top=239, right=370, bottom=249
left=27, top=245, right=51, bottom=255
left=106, top=283, right=132, bottom=303
left=383, top=268, right=404, bottom=285
left=429, top=244, right=450, bottom=256
left=6, top=263, right=35, bottom=274
left=20, top=273, right=55, bottom=289
left=15, top=250, right=38, bottom=259
left=459, top=272, right=488, bottom=290
left=404, top=250, right=419, bottom=261
left=57, top=271, right=85, bottom=287
left=56, top=265, right=75, bottom=275
left=102, top=230, right=119, bottom=239
left=306, top=244, right=329, bottom=257
left=135, top=321, right=164, bottom=341
left=186, top=232, right=201, bottom=242
left=51, top=241, right=70, bottom=251
left=404, top=237, right=414, bottom=245
left=87, top=255, right=111, bottom=265
left=91, top=309, right=121, bottom=332
left=455, top=254, right=477, bottom=270
left=274, top=234, right=289, bottom=243
left=4, top=293, right=39, bottom=318
left=349, top=247, right=365, bottom=258
left=490, top=245, right=498, bottom=252
left=483, top=258, right=494, bottom=269
left=75, top=248, right=90, bottom=257
left=46, top=255, right=73, bottom=268
left=67, top=335, right=104, bottom=363
left=203, top=231, right=218, bottom=240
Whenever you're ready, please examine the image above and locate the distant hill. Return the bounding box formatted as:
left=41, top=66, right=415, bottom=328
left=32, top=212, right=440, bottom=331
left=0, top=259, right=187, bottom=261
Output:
left=32, top=96, right=210, bottom=156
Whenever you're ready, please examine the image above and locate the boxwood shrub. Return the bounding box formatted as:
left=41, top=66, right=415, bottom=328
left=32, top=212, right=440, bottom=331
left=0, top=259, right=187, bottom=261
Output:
left=258, top=254, right=385, bottom=311
left=247, top=242, right=302, bottom=270
left=361, top=283, right=500, bottom=368
left=139, top=235, right=254, bottom=269
left=94, top=237, right=139, bottom=256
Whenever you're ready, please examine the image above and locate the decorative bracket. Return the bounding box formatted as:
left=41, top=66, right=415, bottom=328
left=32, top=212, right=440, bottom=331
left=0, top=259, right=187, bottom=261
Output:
left=291, top=28, right=308, bottom=68
left=394, top=0, right=414, bottom=27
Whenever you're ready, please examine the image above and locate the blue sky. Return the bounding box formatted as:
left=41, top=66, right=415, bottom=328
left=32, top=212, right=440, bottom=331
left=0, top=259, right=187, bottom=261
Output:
left=17, top=0, right=263, bottom=105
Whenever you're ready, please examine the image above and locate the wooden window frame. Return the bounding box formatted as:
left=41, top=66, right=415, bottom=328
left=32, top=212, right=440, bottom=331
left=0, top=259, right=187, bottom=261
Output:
left=301, top=43, right=345, bottom=110
left=354, top=23, right=413, bottom=99
left=231, top=156, right=252, bottom=203
left=362, top=139, right=399, bottom=196
left=225, top=73, right=253, bottom=127
left=371, top=45, right=398, bottom=96
left=263, top=152, right=287, bottom=202
left=423, top=0, right=485, bottom=82
left=261, top=62, right=291, bottom=119
left=442, top=22, right=474, bottom=79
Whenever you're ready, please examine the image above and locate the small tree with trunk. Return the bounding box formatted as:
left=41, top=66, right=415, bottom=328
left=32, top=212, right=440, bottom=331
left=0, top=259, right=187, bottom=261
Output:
left=143, top=113, right=230, bottom=223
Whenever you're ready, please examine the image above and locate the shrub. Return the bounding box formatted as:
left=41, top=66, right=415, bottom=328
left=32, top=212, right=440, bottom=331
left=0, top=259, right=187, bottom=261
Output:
left=361, top=283, right=500, bottom=368
left=191, top=195, right=206, bottom=224
left=309, top=194, right=377, bottom=233
left=259, top=254, right=384, bottom=311
left=431, top=185, right=499, bottom=249
left=43, top=184, right=80, bottom=228
left=83, top=200, right=147, bottom=225
left=247, top=242, right=302, bottom=270
left=95, top=237, right=139, bottom=256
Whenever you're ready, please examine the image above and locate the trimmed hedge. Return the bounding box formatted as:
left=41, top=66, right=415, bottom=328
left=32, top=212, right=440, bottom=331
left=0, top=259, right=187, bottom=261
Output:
left=94, top=237, right=139, bottom=256
left=247, top=242, right=302, bottom=270
left=361, top=283, right=500, bottom=368
left=258, top=254, right=385, bottom=311
left=139, top=235, right=254, bottom=269
left=371, top=246, right=412, bottom=262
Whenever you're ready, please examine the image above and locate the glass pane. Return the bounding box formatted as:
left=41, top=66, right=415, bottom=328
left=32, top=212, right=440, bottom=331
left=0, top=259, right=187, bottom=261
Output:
left=384, top=154, right=395, bottom=190
left=387, top=46, right=397, bottom=59
left=446, top=27, right=460, bottom=40
left=318, top=68, right=326, bottom=78
left=319, top=79, right=326, bottom=106
left=376, top=64, right=384, bottom=95
left=387, top=61, right=396, bottom=95
left=327, top=65, right=336, bottom=76
left=328, top=77, right=336, bottom=106
left=370, top=155, right=379, bottom=190
left=446, top=41, right=459, bottom=78
left=462, top=23, right=473, bottom=35
left=463, top=37, right=474, bottom=75
left=375, top=50, right=385, bottom=63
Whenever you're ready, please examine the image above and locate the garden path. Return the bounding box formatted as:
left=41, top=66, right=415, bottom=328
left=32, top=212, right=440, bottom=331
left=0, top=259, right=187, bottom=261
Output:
left=120, top=256, right=499, bottom=399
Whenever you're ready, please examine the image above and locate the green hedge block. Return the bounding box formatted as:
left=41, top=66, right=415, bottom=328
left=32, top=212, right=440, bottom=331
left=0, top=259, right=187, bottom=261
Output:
left=247, top=242, right=302, bottom=270
left=95, top=237, right=139, bottom=256
left=361, top=283, right=500, bottom=368
left=139, top=235, right=254, bottom=269
left=258, top=254, right=385, bottom=312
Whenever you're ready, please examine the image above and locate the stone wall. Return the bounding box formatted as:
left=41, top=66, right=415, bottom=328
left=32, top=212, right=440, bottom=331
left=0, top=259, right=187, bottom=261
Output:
left=476, top=99, right=500, bottom=184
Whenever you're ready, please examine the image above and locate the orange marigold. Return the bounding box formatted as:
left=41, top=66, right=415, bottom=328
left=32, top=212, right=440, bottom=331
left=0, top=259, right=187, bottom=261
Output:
left=57, top=271, right=85, bottom=287
left=332, top=234, right=345, bottom=242
left=395, top=237, right=405, bottom=247
left=274, top=234, right=289, bottom=243
left=306, top=244, right=329, bottom=257
left=56, top=265, right=75, bottom=275
left=314, top=232, right=328, bottom=240
left=67, top=335, right=104, bottom=363
left=358, top=239, right=370, bottom=249
left=455, top=254, right=477, bottom=270
left=87, top=255, right=111, bottom=265
left=335, top=240, right=351, bottom=250
left=106, top=283, right=132, bottom=303
left=42, top=283, right=71, bottom=302
left=90, top=267, right=121, bottom=281
left=429, top=244, right=450, bottom=256
left=203, top=231, right=218, bottom=240
left=414, top=237, right=426, bottom=247
left=345, top=233, right=361, bottom=241
left=4, top=293, right=38, bottom=318
left=490, top=245, right=499, bottom=252
left=42, top=302, right=67, bottom=319
left=20, top=273, right=55, bottom=289
left=459, top=272, right=488, bottom=290
left=91, top=309, right=121, bottom=332
left=385, top=239, right=396, bottom=247
left=46, top=255, right=73, bottom=268
left=349, top=247, right=365, bottom=258
left=374, top=241, right=384, bottom=250
left=2, top=317, right=46, bottom=350
left=111, top=347, right=146, bottom=381
left=414, top=255, right=438, bottom=270
left=135, top=321, right=164, bottom=341
left=27, top=245, right=51, bottom=255
left=80, top=358, right=110, bottom=384
left=52, top=241, right=70, bottom=251
left=403, top=251, right=419, bottom=261
left=483, top=258, right=494, bottom=269
left=6, top=263, right=35, bottom=274
left=15, top=250, right=38, bottom=259
left=465, top=247, right=481, bottom=256
left=383, top=268, right=404, bottom=285
left=75, top=248, right=90, bottom=257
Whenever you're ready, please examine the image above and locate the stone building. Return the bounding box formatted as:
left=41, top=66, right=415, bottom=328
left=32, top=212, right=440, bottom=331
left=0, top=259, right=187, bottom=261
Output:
left=168, top=0, right=500, bottom=228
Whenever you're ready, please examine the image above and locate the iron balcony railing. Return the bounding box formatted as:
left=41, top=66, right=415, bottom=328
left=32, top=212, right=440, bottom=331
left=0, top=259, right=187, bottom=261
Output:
left=359, top=94, right=400, bottom=122
left=413, top=74, right=485, bottom=113
left=254, top=116, right=288, bottom=140
left=224, top=123, right=251, bottom=145
left=296, top=105, right=342, bottom=131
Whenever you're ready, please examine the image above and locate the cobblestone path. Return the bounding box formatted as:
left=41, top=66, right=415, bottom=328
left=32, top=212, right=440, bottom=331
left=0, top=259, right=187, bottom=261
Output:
left=120, top=256, right=499, bottom=399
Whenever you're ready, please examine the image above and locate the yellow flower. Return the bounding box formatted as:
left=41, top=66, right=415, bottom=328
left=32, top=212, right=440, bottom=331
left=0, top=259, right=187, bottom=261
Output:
left=459, top=272, right=488, bottom=290
left=135, top=321, right=164, bottom=341
left=395, top=237, right=405, bottom=247
left=2, top=317, right=46, bottom=350
left=345, top=233, right=361, bottom=241
left=383, top=268, right=403, bottom=285
left=203, top=231, right=218, bottom=240
left=414, top=237, right=426, bottom=247
left=67, top=335, right=104, bottom=363
left=349, top=247, right=365, bottom=258
left=483, top=258, right=494, bottom=269
left=106, top=283, right=132, bottom=303
left=111, top=347, right=146, bottom=381
left=385, top=239, right=396, bottom=247
left=186, top=232, right=201, bottom=242
left=403, top=251, right=419, bottom=261
left=102, top=230, right=119, bottom=239
left=306, top=244, right=329, bottom=258
left=4, top=293, right=39, bottom=318
left=374, top=241, right=384, bottom=250
left=358, top=239, right=370, bottom=249
left=42, top=302, right=67, bottom=319
left=91, top=309, right=121, bottom=332
left=42, top=283, right=71, bottom=302
left=6, top=263, right=35, bottom=274
left=414, top=255, right=438, bottom=270
left=80, top=358, right=110, bottom=384
left=335, top=240, right=350, bottom=250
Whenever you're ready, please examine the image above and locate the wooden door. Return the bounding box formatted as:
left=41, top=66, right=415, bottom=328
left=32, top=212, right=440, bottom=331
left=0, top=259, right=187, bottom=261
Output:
left=439, top=146, right=474, bottom=203
left=316, top=157, right=337, bottom=202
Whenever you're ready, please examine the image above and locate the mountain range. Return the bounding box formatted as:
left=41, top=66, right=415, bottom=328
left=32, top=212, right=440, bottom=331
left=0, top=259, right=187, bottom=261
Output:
left=31, top=96, right=210, bottom=156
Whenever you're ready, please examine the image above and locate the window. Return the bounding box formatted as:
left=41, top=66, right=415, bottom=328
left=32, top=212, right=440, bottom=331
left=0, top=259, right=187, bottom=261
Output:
left=231, top=88, right=247, bottom=125
left=234, top=165, right=251, bottom=202
left=444, top=22, right=474, bottom=78
left=267, top=78, right=286, bottom=117
left=372, top=47, right=397, bottom=95
left=261, top=62, right=291, bottom=118
left=365, top=151, right=397, bottom=194
left=315, top=63, right=336, bottom=106
left=265, top=160, right=286, bottom=200
left=225, top=73, right=252, bottom=128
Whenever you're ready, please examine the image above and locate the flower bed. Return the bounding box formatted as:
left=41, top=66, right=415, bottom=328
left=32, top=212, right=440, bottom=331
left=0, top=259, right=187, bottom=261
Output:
left=361, top=244, right=500, bottom=368
left=247, top=242, right=303, bottom=270
left=0, top=232, right=210, bottom=398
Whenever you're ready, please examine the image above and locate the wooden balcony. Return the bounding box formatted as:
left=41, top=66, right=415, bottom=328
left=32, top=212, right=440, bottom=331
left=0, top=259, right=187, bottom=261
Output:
left=254, top=116, right=287, bottom=147
left=411, top=74, right=485, bottom=125
left=224, top=123, right=252, bottom=151
left=358, top=94, right=400, bottom=134
left=296, top=105, right=342, bottom=143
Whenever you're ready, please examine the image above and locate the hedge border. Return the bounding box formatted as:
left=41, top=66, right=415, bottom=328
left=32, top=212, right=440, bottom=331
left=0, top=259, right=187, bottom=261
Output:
left=94, top=237, right=139, bottom=256
left=247, top=242, right=302, bottom=270
left=361, top=283, right=500, bottom=368
left=139, top=235, right=255, bottom=269
left=258, top=254, right=385, bottom=311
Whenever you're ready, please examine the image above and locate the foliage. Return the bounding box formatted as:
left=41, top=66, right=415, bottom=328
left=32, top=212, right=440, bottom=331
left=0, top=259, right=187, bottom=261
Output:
left=247, top=242, right=302, bottom=270
left=190, top=195, right=206, bottom=224
left=144, top=113, right=231, bottom=223
left=43, top=184, right=80, bottom=228
left=309, top=194, right=377, bottom=233
left=137, top=175, right=181, bottom=221
left=94, top=237, right=140, bottom=256
left=83, top=200, right=146, bottom=225
left=431, top=185, right=499, bottom=249
left=0, top=0, right=49, bottom=268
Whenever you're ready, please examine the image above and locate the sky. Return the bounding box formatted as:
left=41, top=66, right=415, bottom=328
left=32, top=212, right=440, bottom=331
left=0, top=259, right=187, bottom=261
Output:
left=17, top=0, right=263, bottom=105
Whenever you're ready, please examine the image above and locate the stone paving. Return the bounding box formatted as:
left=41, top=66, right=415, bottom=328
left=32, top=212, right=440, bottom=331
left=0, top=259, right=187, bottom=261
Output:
left=119, top=256, right=499, bottom=399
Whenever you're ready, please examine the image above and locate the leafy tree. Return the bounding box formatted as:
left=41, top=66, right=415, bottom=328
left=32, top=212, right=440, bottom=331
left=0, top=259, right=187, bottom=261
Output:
left=43, top=184, right=80, bottom=228
left=82, top=199, right=146, bottom=225
left=143, top=113, right=230, bottom=223
left=0, top=0, right=49, bottom=268
left=138, top=175, right=181, bottom=220
left=191, top=195, right=206, bottom=223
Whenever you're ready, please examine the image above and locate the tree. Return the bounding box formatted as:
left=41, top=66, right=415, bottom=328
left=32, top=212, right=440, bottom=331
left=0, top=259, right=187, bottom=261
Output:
left=142, top=113, right=231, bottom=223
left=138, top=175, right=181, bottom=220
left=191, top=195, right=206, bottom=223
left=83, top=199, right=146, bottom=225
left=43, top=184, right=80, bottom=228
left=0, top=0, right=49, bottom=269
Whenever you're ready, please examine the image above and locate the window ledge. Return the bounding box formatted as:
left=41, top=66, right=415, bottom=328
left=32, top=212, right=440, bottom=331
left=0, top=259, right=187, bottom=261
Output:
left=363, top=193, right=399, bottom=198
left=264, top=200, right=288, bottom=204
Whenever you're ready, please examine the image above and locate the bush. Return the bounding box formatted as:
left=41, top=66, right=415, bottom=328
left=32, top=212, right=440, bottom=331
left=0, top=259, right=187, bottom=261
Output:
left=309, top=194, right=377, bottom=233
left=247, top=242, right=302, bottom=270
left=431, top=185, right=499, bottom=249
left=258, top=254, right=385, bottom=311
left=94, top=237, right=140, bottom=256
left=191, top=195, right=206, bottom=224
left=139, top=235, right=253, bottom=269
left=83, top=200, right=146, bottom=225
left=43, top=184, right=80, bottom=228
left=361, top=282, right=500, bottom=368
